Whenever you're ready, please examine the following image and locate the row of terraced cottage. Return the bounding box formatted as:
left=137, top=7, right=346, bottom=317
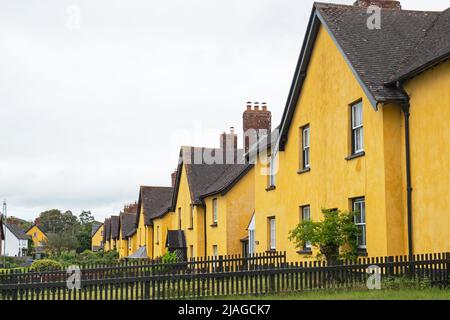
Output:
left=92, top=1, right=450, bottom=262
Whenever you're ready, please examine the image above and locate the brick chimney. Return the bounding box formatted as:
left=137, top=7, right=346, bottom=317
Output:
left=243, top=101, right=271, bottom=153
left=353, top=0, right=401, bottom=9
left=171, top=170, right=177, bottom=187
left=220, top=127, right=238, bottom=164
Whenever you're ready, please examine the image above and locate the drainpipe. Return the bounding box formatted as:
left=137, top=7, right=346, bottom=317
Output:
left=397, top=82, right=413, bottom=259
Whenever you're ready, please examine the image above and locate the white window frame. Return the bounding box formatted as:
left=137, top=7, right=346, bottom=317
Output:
left=301, top=206, right=312, bottom=250
left=213, top=245, right=218, bottom=258
left=351, top=102, right=364, bottom=154
left=353, top=198, right=366, bottom=249
left=302, top=126, right=310, bottom=169
left=249, top=230, right=255, bottom=256
left=269, top=153, right=277, bottom=187
left=212, top=198, right=218, bottom=224
left=269, top=217, right=276, bottom=250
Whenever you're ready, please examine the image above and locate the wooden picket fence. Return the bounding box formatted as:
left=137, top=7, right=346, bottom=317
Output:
left=0, top=252, right=448, bottom=300
left=0, top=251, right=286, bottom=284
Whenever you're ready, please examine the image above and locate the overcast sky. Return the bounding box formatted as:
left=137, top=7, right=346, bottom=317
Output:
left=0, top=0, right=448, bottom=222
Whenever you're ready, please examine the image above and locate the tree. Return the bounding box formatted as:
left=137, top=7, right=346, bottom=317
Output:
left=45, top=232, right=80, bottom=255
left=38, top=209, right=80, bottom=234
left=76, top=211, right=95, bottom=253
left=288, top=209, right=360, bottom=265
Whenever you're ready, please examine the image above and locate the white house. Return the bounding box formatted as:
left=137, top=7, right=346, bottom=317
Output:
left=1, top=222, right=30, bottom=256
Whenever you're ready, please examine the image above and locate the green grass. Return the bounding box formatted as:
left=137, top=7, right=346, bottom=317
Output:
left=215, top=288, right=450, bottom=300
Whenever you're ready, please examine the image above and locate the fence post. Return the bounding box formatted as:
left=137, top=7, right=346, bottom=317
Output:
left=269, top=269, right=275, bottom=293
left=446, top=253, right=450, bottom=286
left=218, top=256, right=224, bottom=273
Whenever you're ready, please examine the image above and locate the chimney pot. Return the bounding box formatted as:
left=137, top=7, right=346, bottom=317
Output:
left=353, top=0, right=401, bottom=9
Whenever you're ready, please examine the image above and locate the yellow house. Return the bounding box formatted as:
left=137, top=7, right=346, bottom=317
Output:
left=252, top=1, right=450, bottom=261
left=103, top=218, right=111, bottom=252
left=109, top=215, right=120, bottom=251
left=169, top=138, right=258, bottom=259
left=25, top=224, right=47, bottom=252
left=118, top=211, right=137, bottom=258
left=133, top=186, right=173, bottom=259
left=91, top=223, right=104, bottom=252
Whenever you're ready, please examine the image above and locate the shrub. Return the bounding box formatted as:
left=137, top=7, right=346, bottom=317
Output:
left=161, top=251, right=178, bottom=264
left=289, top=208, right=360, bottom=265
left=29, top=259, right=63, bottom=272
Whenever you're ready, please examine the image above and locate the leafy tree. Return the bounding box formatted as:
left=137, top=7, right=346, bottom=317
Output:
left=38, top=209, right=79, bottom=234
left=288, top=209, right=360, bottom=265
left=45, top=232, right=80, bottom=255
left=76, top=211, right=95, bottom=253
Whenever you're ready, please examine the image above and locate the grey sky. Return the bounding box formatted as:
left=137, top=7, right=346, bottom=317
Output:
left=0, top=0, right=448, bottom=222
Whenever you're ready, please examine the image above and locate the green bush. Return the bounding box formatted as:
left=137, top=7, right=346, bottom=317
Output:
left=48, top=249, right=120, bottom=267
left=29, top=259, right=63, bottom=272
left=161, top=251, right=178, bottom=264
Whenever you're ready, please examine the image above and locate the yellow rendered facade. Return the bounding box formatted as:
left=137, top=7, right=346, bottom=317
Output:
left=402, top=60, right=450, bottom=254
left=204, top=166, right=255, bottom=257
left=253, top=24, right=450, bottom=262
left=91, top=224, right=104, bottom=251
left=26, top=225, right=47, bottom=249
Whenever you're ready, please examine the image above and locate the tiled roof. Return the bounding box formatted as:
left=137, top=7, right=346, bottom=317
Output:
left=178, top=146, right=251, bottom=205
left=279, top=2, right=449, bottom=150
left=5, top=223, right=30, bottom=240
left=388, top=8, right=450, bottom=83
left=103, top=218, right=111, bottom=242
left=120, top=212, right=136, bottom=240
left=315, top=2, right=442, bottom=102
left=91, top=222, right=103, bottom=237
left=110, top=216, right=120, bottom=240
left=138, top=186, right=174, bottom=224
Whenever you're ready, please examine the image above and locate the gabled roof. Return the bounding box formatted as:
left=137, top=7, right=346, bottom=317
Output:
left=171, top=146, right=252, bottom=206
left=110, top=216, right=120, bottom=240
left=5, top=223, right=31, bottom=240
left=120, top=211, right=136, bottom=240
left=136, top=186, right=174, bottom=226
left=91, top=222, right=103, bottom=238
left=103, top=218, right=111, bottom=242
left=25, top=224, right=48, bottom=238
left=279, top=2, right=448, bottom=150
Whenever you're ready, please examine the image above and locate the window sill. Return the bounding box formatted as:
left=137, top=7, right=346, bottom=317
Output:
left=297, top=249, right=313, bottom=255
left=156, top=242, right=159, bottom=246
left=265, top=185, right=276, bottom=192
left=345, top=151, right=365, bottom=161
left=210, top=223, right=218, bottom=228
left=297, top=167, right=311, bottom=175
left=187, top=227, right=193, bottom=230
left=266, top=249, right=277, bottom=253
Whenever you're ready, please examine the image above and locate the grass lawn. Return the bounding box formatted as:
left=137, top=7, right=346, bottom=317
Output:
left=215, top=288, right=450, bottom=300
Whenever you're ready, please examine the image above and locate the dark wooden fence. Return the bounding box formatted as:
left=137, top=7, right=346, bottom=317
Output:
left=0, top=252, right=448, bottom=300
left=0, top=251, right=286, bottom=284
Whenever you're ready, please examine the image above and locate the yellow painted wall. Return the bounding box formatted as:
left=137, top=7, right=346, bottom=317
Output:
left=253, top=25, right=408, bottom=262
left=26, top=225, right=47, bottom=248
left=403, top=59, right=450, bottom=254
left=176, top=164, right=205, bottom=258
left=152, top=210, right=174, bottom=258
left=91, top=225, right=104, bottom=251
left=204, top=166, right=255, bottom=257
